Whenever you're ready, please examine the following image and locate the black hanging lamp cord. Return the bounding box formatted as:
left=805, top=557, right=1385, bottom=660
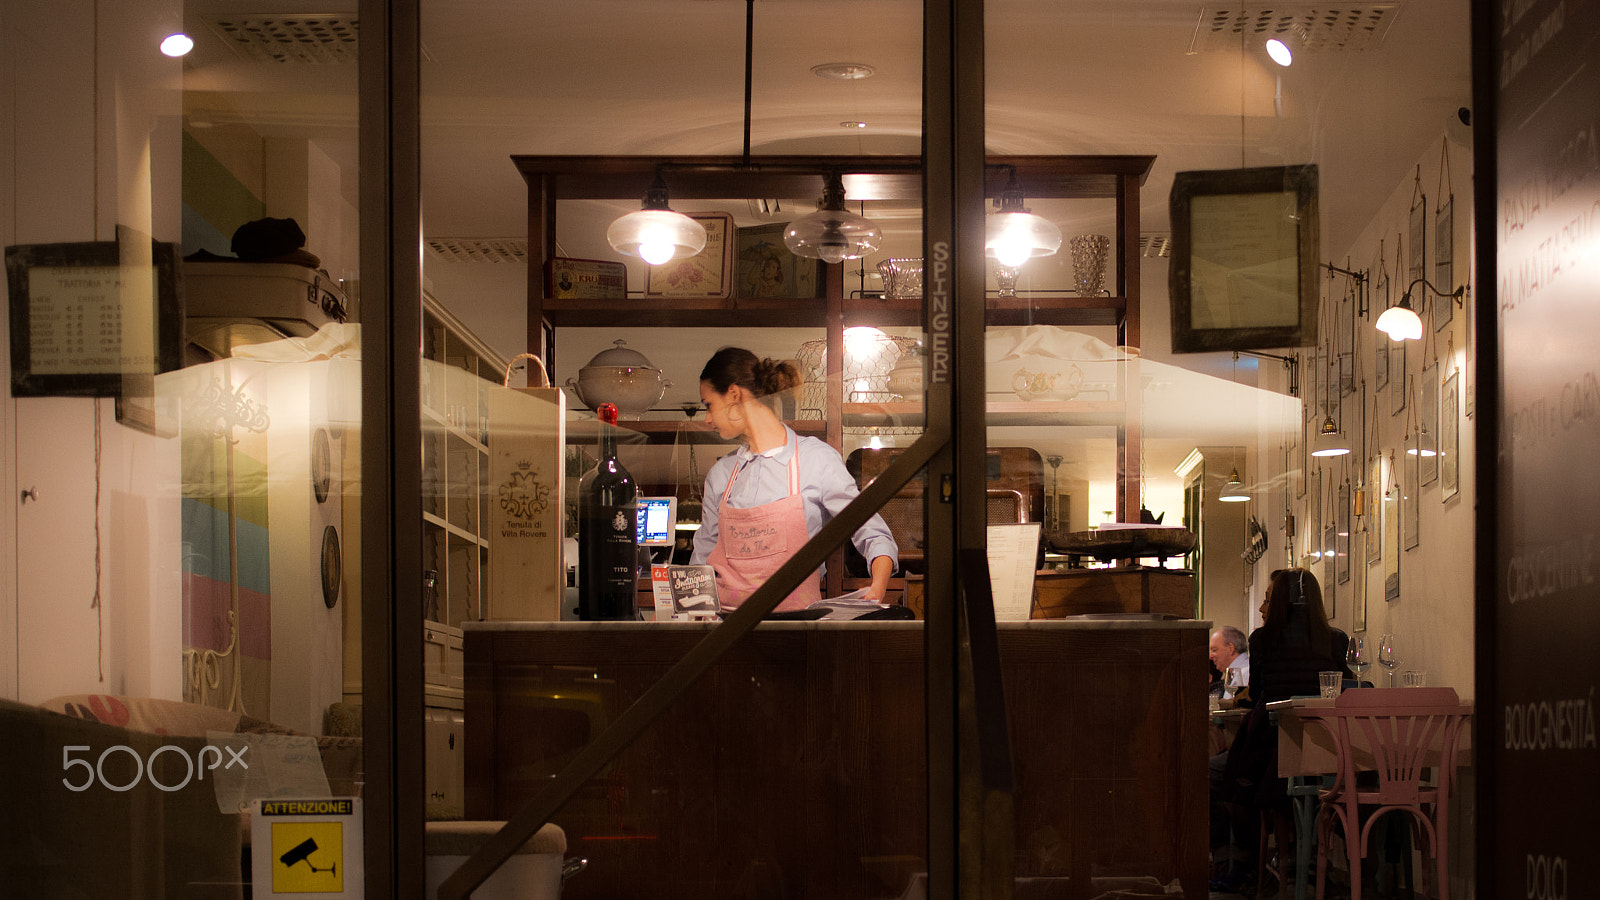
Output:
left=742, top=0, right=754, bottom=164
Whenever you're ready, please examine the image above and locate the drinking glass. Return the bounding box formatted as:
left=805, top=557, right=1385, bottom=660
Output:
left=1224, top=666, right=1247, bottom=697
left=1347, top=634, right=1371, bottom=684
left=1377, top=633, right=1400, bottom=686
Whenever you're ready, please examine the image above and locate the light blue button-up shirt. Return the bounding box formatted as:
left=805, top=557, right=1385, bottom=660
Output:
left=690, top=427, right=899, bottom=571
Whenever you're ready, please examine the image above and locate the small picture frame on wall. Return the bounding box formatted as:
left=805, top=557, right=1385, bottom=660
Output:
left=1324, top=519, right=1338, bottom=617
left=1441, top=370, right=1461, bottom=500
left=1351, top=531, right=1368, bottom=632
left=735, top=223, right=823, bottom=300
left=1337, top=480, right=1352, bottom=585
left=1419, top=362, right=1439, bottom=486
left=1383, top=458, right=1401, bottom=601
left=1408, top=192, right=1427, bottom=285
left=1390, top=339, right=1407, bottom=416
left=1404, top=448, right=1421, bottom=551
left=1434, top=197, right=1454, bottom=332
left=644, top=212, right=735, bottom=300
left=1168, top=164, right=1321, bottom=353
left=1367, top=454, right=1384, bottom=564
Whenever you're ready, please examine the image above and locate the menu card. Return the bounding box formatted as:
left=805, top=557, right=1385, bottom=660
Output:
left=987, top=523, right=1041, bottom=620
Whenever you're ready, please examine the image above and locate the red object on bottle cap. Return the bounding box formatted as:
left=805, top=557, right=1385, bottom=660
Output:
left=597, top=402, right=619, bottom=426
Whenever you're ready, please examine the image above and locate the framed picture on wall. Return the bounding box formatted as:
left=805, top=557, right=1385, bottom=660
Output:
left=1374, top=257, right=1391, bottom=391
left=1408, top=192, right=1427, bottom=285
left=1383, top=456, right=1401, bottom=601
left=1367, top=454, right=1384, bottom=563
left=1324, top=518, right=1338, bottom=617
left=1351, top=531, right=1369, bottom=632
left=644, top=212, right=735, bottom=300
left=1337, top=480, right=1352, bottom=584
left=1390, top=339, right=1407, bottom=416
left=6, top=227, right=182, bottom=397
left=735, top=223, right=823, bottom=300
left=1168, top=164, right=1321, bottom=353
left=1419, top=362, right=1440, bottom=486
left=1434, top=197, right=1455, bottom=332
left=1441, top=370, right=1461, bottom=500
left=1404, top=447, right=1421, bottom=551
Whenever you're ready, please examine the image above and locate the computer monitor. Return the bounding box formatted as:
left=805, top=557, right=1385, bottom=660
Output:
left=636, top=497, right=679, bottom=546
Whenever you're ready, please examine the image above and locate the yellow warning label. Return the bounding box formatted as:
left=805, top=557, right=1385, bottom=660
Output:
left=271, top=821, right=345, bottom=893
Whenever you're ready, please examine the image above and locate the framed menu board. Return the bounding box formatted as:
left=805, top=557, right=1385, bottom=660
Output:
left=1168, top=164, right=1320, bottom=353
left=6, top=228, right=181, bottom=397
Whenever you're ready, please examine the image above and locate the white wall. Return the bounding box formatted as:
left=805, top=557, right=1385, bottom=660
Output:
left=2, top=0, right=186, bottom=703
left=1266, top=132, right=1477, bottom=696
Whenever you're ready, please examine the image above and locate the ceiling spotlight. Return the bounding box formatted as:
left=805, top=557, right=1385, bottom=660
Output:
left=784, top=172, right=882, bottom=265
left=606, top=172, right=707, bottom=266
left=840, top=121, right=867, bottom=129
left=1266, top=38, right=1293, bottom=67
left=160, top=32, right=194, bottom=57
left=985, top=170, right=1062, bottom=267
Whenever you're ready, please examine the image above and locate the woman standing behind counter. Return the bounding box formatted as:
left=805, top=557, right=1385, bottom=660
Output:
left=690, top=347, right=898, bottom=612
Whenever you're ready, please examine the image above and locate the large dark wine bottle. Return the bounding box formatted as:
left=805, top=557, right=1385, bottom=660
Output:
left=577, top=402, right=640, bottom=620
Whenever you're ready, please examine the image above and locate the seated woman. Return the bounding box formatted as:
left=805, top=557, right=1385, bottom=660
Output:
left=1213, top=567, right=1350, bottom=892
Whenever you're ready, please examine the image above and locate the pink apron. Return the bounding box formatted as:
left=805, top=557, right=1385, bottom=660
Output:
left=706, top=446, right=823, bottom=612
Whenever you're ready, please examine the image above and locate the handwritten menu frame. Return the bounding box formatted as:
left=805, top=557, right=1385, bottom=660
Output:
left=1480, top=0, right=1600, bottom=894
left=5, top=231, right=181, bottom=397
left=1168, top=164, right=1321, bottom=353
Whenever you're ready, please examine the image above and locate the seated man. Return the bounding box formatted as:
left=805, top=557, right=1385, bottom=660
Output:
left=1210, top=625, right=1250, bottom=701
left=1207, top=624, right=1253, bottom=889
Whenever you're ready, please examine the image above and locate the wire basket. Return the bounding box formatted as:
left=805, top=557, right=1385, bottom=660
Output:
left=793, top=331, right=924, bottom=437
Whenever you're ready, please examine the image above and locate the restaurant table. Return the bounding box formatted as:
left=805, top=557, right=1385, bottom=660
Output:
left=1208, top=704, right=1247, bottom=756
left=1267, top=695, right=1475, bottom=900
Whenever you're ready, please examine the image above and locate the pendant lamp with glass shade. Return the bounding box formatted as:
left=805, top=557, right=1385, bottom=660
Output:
left=1219, top=464, right=1250, bottom=502
left=1310, top=414, right=1352, bottom=457
left=986, top=170, right=1062, bottom=267
left=607, top=172, right=708, bottom=265
left=784, top=172, right=882, bottom=264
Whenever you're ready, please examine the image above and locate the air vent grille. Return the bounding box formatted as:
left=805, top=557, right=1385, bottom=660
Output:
left=1140, top=234, right=1173, bottom=258
left=206, top=15, right=359, bottom=64
left=1189, top=4, right=1401, bottom=53
left=426, top=238, right=529, bottom=264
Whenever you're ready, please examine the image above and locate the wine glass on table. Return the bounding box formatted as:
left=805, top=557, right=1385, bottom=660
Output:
left=1347, top=634, right=1371, bottom=686
left=1377, top=633, right=1399, bottom=687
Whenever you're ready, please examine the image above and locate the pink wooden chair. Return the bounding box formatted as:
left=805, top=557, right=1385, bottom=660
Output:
left=1307, top=687, right=1472, bottom=900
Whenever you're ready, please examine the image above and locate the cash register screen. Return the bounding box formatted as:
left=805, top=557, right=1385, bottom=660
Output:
left=636, top=497, right=678, bottom=546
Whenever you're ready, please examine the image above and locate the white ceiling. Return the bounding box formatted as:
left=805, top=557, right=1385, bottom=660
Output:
left=178, top=0, right=1472, bottom=508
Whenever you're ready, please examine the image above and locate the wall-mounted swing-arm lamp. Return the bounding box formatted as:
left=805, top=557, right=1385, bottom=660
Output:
left=1376, top=277, right=1466, bottom=341
left=1322, top=261, right=1369, bottom=318
left=1233, top=349, right=1300, bottom=398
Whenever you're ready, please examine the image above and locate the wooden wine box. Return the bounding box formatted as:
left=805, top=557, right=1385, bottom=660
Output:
left=1031, top=567, right=1195, bottom=619
left=483, top=382, right=567, bottom=620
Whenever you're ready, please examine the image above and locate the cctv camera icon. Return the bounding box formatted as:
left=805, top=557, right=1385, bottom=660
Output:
left=280, top=838, right=337, bottom=875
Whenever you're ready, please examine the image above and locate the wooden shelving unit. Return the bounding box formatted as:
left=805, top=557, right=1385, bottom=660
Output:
left=516, top=153, right=1152, bottom=527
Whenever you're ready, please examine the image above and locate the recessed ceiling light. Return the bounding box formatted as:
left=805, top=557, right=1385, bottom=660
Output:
left=841, top=121, right=867, bottom=129
left=160, top=32, right=194, bottom=57
left=811, top=62, right=875, bottom=81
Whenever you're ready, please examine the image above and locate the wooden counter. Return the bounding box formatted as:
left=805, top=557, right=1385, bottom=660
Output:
left=464, top=619, right=1209, bottom=899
